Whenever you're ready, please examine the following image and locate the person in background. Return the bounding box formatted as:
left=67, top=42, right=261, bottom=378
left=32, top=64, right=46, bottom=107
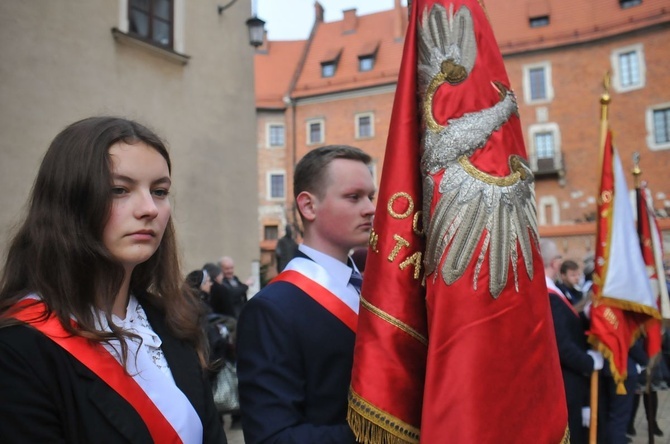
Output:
left=203, top=262, right=236, bottom=318
left=541, top=239, right=603, bottom=444
left=275, top=225, right=298, bottom=273
left=236, top=145, right=375, bottom=444
left=556, top=259, right=585, bottom=307
left=218, top=256, right=252, bottom=318
left=0, top=117, right=225, bottom=443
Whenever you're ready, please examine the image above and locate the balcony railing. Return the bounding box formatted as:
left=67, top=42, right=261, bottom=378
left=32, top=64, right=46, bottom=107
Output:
left=528, top=151, right=564, bottom=177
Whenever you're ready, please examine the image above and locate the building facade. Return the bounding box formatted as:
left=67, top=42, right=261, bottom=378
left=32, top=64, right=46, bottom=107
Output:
left=255, top=0, right=670, bottom=279
left=0, top=0, right=259, bottom=277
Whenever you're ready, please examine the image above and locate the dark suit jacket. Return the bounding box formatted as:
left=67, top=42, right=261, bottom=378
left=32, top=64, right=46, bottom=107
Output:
left=0, top=298, right=226, bottom=444
left=236, top=253, right=356, bottom=444
left=549, top=291, right=593, bottom=444
left=221, top=277, right=248, bottom=318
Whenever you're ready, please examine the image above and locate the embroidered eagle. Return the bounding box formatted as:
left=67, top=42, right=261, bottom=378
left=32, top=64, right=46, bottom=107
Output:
left=418, top=4, right=539, bottom=299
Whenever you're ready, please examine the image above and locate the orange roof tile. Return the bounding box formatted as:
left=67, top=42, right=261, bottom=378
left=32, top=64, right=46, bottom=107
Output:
left=292, top=6, right=408, bottom=99
left=255, top=39, right=306, bottom=109
left=485, top=0, right=670, bottom=54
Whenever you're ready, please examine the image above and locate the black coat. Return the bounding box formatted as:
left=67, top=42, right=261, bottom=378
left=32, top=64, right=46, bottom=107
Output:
left=0, top=298, right=226, bottom=444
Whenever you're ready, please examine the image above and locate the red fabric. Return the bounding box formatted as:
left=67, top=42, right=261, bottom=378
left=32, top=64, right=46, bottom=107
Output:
left=272, top=270, right=358, bottom=333
left=589, top=131, right=649, bottom=390
left=349, top=1, right=567, bottom=442
left=637, top=185, right=662, bottom=358
left=11, top=299, right=182, bottom=443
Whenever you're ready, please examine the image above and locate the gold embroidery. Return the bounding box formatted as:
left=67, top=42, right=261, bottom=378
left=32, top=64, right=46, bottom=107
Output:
left=348, top=388, right=420, bottom=444
left=412, top=210, right=424, bottom=236
left=369, top=229, right=379, bottom=253
left=359, top=296, right=428, bottom=346
left=388, top=192, right=415, bottom=219
left=458, top=155, right=526, bottom=187
left=388, top=234, right=410, bottom=262
left=399, top=252, right=423, bottom=280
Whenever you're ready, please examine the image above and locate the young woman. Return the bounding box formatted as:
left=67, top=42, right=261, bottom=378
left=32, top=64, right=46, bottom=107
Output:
left=0, top=117, right=226, bottom=443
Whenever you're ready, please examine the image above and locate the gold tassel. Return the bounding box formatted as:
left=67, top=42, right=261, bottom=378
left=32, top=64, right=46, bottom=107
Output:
left=347, top=408, right=416, bottom=444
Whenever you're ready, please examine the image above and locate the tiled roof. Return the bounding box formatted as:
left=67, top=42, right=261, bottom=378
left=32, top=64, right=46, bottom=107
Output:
left=291, top=5, right=408, bottom=99
left=485, top=0, right=669, bottom=54
left=256, top=0, right=669, bottom=103
left=255, top=39, right=306, bottom=109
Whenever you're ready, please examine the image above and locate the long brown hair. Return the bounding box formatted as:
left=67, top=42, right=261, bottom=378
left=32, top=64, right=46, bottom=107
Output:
left=0, top=116, right=208, bottom=367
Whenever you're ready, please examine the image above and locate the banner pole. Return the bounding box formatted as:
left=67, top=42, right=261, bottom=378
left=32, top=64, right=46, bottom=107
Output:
left=589, top=370, right=599, bottom=444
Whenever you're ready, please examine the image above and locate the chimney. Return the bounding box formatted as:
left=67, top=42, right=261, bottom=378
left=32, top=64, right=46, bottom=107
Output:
left=314, top=2, right=324, bottom=23
left=342, top=8, right=358, bottom=34
left=393, top=0, right=407, bottom=41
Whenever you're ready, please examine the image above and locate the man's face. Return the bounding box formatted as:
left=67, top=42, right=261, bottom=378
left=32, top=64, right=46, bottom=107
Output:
left=562, top=268, right=581, bottom=287
left=221, top=260, right=235, bottom=279
left=309, top=158, right=376, bottom=260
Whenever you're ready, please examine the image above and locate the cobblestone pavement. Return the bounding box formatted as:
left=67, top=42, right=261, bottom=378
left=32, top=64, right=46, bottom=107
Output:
left=222, top=390, right=670, bottom=443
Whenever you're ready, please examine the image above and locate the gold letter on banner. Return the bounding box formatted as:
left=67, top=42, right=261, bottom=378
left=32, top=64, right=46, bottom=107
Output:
left=388, top=234, right=410, bottom=262
left=400, top=252, right=423, bottom=280
left=388, top=192, right=414, bottom=219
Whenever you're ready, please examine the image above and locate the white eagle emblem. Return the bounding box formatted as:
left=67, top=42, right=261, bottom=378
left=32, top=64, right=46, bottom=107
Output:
left=418, top=4, right=539, bottom=299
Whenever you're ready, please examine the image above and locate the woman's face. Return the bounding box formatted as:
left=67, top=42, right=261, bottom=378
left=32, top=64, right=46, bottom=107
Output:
left=201, top=275, right=213, bottom=294
left=102, top=142, right=171, bottom=276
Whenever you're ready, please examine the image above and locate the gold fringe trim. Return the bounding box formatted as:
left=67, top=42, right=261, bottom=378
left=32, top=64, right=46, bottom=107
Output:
left=598, top=296, right=662, bottom=319
left=561, top=425, right=571, bottom=444
left=348, top=389, right=419, bottom=444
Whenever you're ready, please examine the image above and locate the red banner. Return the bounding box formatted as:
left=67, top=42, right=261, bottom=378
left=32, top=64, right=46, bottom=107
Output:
left=589, top=132, right=657, bottom=393
left=348, top=1, right=567, bottom=442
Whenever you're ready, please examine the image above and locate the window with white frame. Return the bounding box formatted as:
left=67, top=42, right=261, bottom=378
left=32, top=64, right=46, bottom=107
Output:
left=267, top=124, right=285, bottom=148
left=523, top=62, right=553, bottom=104
left=267, top=172, right=286, bottom=200
left=117, top=0, right=186, bottom=54
left=611, top=44, right=645, bottom=92
left=306, top=119, right=325, bottom=145
left=355, top=113, right=374, bottom=139
left=128, top=0, right=173, bottom=47
left=646, top=104, right=670, bottom=151
left=528, top=123, right=561, bottom=171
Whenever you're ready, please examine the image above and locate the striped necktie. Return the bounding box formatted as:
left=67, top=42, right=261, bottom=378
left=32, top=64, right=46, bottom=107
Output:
left=349, top=269, right=363, bottom=293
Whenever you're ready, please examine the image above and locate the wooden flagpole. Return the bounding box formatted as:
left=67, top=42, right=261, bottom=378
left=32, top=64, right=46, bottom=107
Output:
left=589, top=72, right=611, bottom=444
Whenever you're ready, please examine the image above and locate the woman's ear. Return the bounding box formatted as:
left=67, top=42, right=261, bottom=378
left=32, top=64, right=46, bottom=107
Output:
left=296, top=191, right=317, bottom=222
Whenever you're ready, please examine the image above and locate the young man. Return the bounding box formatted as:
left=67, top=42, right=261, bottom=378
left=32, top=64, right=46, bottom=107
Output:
left=556, top=259, right=584, bottom=306
left=236, top=145, right=375, bottom=444
left=541, top=239, right=603, bottom=444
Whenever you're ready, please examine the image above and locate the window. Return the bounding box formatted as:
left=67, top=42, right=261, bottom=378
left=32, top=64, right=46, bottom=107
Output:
left=268, top=124, right=285, bottom=148
left=653, top=108, right=670, bottom=144
left=306, top=119, right=325, bottom=145
left=356, top=113, right=374, bottom=139
left=267, top=172, right=285, bottom=200
left=359, top=55, right=375, bottom=72
left=528, top=123, right=562, bottom=172
left=647, top=104, right=670, bottom=150
left=321, top=62, right=336, bottom=78
left=611, top=45, right=645, bottom=92
left=619, top=0, right=642, bottom=8
left=529, top=16, right=550, bottom=27
left=264, top=225, right=279, bottom=240
left=534, top=132, right=554, bottom=159
left=529, top=68, right=547, bottom=100
left=128, top=0, right=173, bottom=47
left=523, top=62, right=553, bottom=104
left=538, top=196, right=560, bottom=226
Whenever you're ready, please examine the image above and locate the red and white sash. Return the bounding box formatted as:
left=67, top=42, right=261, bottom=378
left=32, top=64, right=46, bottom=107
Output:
left=273, top=257, right=358, bottom=333
left=11, top=299, right=188, bottom=443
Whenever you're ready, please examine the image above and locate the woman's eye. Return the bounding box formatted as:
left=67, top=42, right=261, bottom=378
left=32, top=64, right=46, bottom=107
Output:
left=152, top=189, right=170, bottom=198
left=111, top=187, right=127, bottom=196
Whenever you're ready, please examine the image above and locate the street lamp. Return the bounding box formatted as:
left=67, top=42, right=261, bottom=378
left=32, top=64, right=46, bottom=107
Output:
left=217, top=1, right=266, bottom=48
left=246, top=16, right=266, bottom=48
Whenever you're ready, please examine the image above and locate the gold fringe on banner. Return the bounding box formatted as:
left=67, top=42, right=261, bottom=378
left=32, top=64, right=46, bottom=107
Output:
left=347, top=389, right=419, bottom=444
